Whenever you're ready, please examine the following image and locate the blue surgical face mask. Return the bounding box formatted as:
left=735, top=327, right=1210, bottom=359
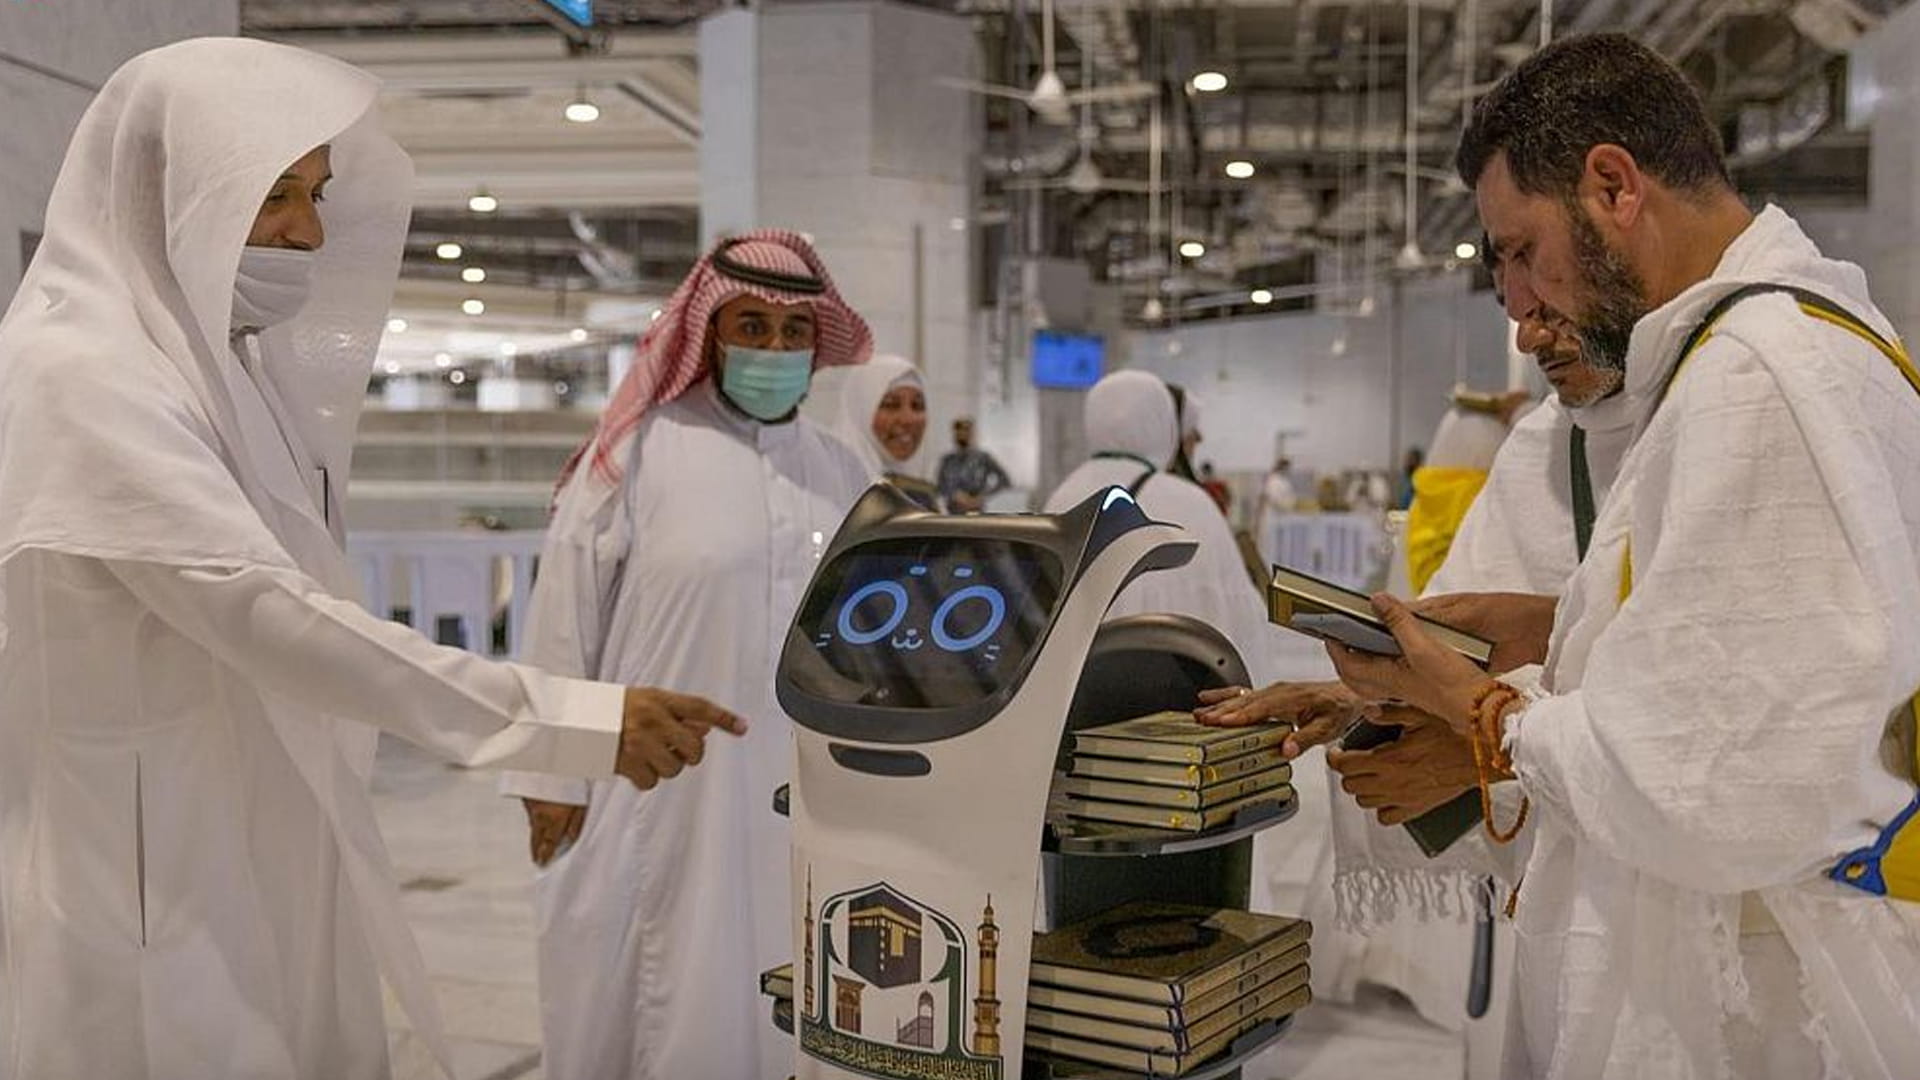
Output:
left=719, top=344, right=814, bottom=421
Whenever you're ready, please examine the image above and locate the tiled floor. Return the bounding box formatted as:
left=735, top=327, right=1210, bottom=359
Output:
left=371, top=737, right=1465, bottom=1080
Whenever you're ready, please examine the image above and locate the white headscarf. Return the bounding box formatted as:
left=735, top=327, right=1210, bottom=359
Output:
left=808, top=353, right=927, bottom=477
left=0, top=33, right=438, bottom=1056
left=0, top=36, right=408, bottom=589
left=1084, top=368, right=1179, bottom=468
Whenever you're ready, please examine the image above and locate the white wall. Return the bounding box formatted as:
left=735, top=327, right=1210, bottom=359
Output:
left=0, top=0, right=237, bottom=303
left=1123, top=277, right=1510, bottom=479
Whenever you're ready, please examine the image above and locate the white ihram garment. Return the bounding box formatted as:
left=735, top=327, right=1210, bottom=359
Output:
left=0, top=38, right=622, bottom=1080
left=1503, top=206, right=1920, bottom=1078
left=504, top=383, right=868, bottom=1080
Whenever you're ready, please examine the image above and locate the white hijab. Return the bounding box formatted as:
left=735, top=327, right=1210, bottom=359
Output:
left=1085, top=368, right=1179, bottom=468
left=0, top=36, right=409, bottom=592
left=0, top=34, right=442, bottom=1060
left=808, top=352, right=927, bottom=478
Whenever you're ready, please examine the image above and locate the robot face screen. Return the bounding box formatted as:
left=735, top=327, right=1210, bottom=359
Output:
left=788, top=537, right=1065, bottom=710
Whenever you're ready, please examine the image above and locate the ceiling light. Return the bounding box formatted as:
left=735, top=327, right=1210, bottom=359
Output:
left=434, top=352, right=453, bottom=368
left=435, top=242, right=462, bottom=260
left=1141, top=296, right=1165, bottom=321
left=570, top=327, right=590, bottom=343
left=1251, top=288, right=1274, bottom=305
left=448, top=370, right=467, bottom=385
left=1225, top=160, right=1255, bottom=179
left=468, top=190, right=498, bottom=214
left=461, top=298, right=485, bottom=316
left=554, top=380, right=571, bottom=395
left=1179, top=241, right=1206, bottom=259
left=1455, top=240, right=1480, bottom=260
left=461, top=266, right=487, bottom=284
left=385, top=317, right=408, bottom=333
left=564, top=89, right=601, bottom=124
left=382, top=361, right=401, bottom=375
left=1191, top=71, right=1228, bottom=93
left=499, top=342, right=518, bottom=357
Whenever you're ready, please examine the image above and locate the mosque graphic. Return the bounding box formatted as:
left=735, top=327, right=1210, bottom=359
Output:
left=801, top=868, right=1004, bottom=1080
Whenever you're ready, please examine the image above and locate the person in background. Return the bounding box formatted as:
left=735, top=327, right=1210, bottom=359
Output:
left=503, top=231, right=874, bottom=1080
left=0, top=38, right=737, bottom=1077
left=935, top=415, right=1011, bottom=512
left=1198, top=461, right=1233, bottom=517
left=808, top=353, right=938, bottom=510
left=1404, top=386, right=1533, bottom=593
left=1392, top=447, right=1425, bottom=509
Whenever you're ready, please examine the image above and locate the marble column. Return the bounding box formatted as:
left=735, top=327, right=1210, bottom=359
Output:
left=698, top=1, right=979, bottom=477
left=0, top=0, right=237, bottom=302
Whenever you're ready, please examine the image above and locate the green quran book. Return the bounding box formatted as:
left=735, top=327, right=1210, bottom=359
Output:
left=1058, top=768, right=1291, bottom=810
left=1068, top=747, right=1283, bottom=788
left=1062, top=785, right=1294, bottom=832
left=1028, top=961, right=1310, bottom=1052
left=1026, top=942, right=1310, bottom=1029
left=1071, top=712, right=1287, bottom=766
left=760, top=963, right=792, bottom=1000
left=1029, top=901, right=1312, bottom=1005
left=1026, top=984, right=1311, bottom=1074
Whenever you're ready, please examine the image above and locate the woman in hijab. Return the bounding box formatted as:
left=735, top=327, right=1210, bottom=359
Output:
left=809, top=353, right=938, bottom=509
left=0, top=38, right=735, bottom=1078
left=503, top=230, right=874, bottom=1080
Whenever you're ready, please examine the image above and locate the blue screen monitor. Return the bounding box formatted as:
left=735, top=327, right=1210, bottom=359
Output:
left=1031, top=331, right=1105, bottom=389
left=540, top=0, right=593, bottom=27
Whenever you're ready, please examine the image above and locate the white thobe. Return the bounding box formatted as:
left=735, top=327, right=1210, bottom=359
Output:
left=505, top=382, right=869, bottom=1080
left=1503, top=206, right=1920, bottom=1078
left=0, top=552, right=621, bottom=1079
left=1329, top=391, right=1633, bottom=1048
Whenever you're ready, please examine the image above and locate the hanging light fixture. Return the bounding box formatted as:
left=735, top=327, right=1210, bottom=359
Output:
left=468, top=189, right=498, bottom=214
left=435, top=242, right=462, bottom=260
left=461, top=266, right=487, bottom=284
left=564, top=86, right=601, bottom=124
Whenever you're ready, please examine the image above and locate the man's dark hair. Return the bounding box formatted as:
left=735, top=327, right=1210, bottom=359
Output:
left=1456, top=34, right=1731, bottom=199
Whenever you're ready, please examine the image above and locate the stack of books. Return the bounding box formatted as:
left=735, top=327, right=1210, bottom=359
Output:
left=1059, top=712, right=1294, bottom=832
left=1025, top=900, right=1313, bottom=1074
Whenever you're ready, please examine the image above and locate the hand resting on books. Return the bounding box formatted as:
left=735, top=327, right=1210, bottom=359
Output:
left=1192, top=680, right=1360, bottom=760
left=1326, top=706, right=1486, bottom=825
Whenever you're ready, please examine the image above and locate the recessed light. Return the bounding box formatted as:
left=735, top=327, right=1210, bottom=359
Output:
left=1455, top=241, right=1480, bottom=260
left=570, top=327, right=590, bottom=343
left=1251, top=288, right=1274, bottom=305
left=461, top=267, right=486, bottom=284
left=449, top=370, right=467, bottom=384
left=1225, top=160, right=1255, bottom=179
left=461, top=298, right=485, bottom=316
left=1179, top=241, right=1206, bottom=259
left=386, top=317, right=408, bottom=333
left=435, top=242, right=462, bottom=260
left=1192, top=71, right=1228, bottom=93
left=468, top=191, right=498, bottom=213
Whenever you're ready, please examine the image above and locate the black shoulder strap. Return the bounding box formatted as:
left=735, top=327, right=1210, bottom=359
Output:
left=1092, top=450, right=1159, bottom=496
left=1569, top=424, right=1595, bottom=561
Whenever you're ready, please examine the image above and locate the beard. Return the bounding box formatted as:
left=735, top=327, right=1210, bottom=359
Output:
left=1566, top=201, right=1650, bottom=374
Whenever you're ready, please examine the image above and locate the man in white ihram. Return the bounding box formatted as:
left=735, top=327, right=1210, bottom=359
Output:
left=1329, top=33, right=1920, bottom=1079
left=0, top=39, right=739, bottom=1078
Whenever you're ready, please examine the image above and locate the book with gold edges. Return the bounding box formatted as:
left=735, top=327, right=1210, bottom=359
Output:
left=1029, top=901, right=1311, bottom=1005
left=1071, top=711, right=1287, bottom=765
left=1026, top=984, right=1311, bottom=1074
left=1058, top=768, right=1290, bottom=810
left=1068, top=746, right=1282, bottom=788
left=1028, top=960, right=1310, bottom=1051
left=1026, top=942, right=1310, bottom=1029
left=1062, top=785, right=1294, bottom=832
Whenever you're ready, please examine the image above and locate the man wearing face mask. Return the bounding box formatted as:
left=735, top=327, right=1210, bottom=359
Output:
left=500, top=231, right=873, bottom=1080
left=0, top=39, right=742, bottom=1078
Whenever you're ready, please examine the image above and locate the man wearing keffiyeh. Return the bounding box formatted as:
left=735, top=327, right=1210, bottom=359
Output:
left=500, top=230, right=875, bottom=1080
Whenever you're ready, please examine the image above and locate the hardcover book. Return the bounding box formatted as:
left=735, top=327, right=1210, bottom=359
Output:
left=1071, top=712, right=1287, bottom=765
left=1029, top=901, right=1312, bottom=1005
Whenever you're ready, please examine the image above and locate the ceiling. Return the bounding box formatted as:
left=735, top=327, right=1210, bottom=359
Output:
left=244, top=0, right=1901, bottom=351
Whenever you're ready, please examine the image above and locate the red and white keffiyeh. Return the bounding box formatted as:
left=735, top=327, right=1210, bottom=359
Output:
left=559, top=229, right=872, bottom=497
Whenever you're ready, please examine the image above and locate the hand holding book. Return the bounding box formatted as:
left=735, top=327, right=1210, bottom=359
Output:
left=1327, top=706, right=1485, bottom=826
left=1325, top=593, right=1492, bottom=739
